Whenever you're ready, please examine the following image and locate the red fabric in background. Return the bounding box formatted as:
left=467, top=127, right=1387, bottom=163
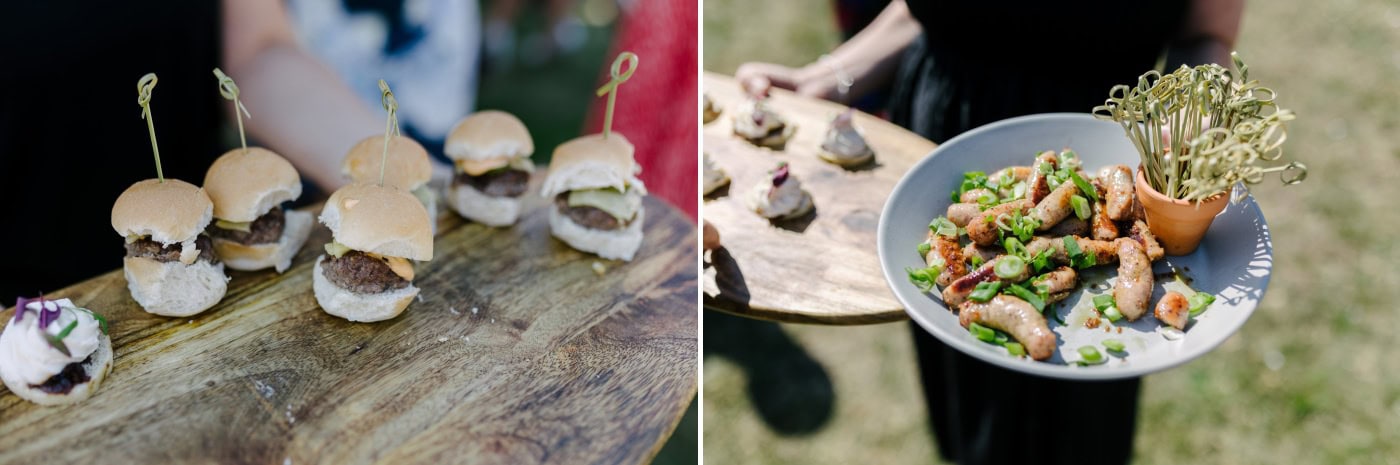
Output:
left=585, top=0, right=698, bottom=220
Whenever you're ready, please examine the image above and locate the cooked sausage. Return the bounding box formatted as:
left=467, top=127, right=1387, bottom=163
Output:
left=1112, top=238, right=1153, bottom=321
left=989, top=166, right=1033, bottom=184
left=959, top=295, right=1056, bottom=360
left=966, top=199, right=1033, bottom=246
left=1154, top=291, right=1190, bottom=330
left=962, top=242, right=1001, bottom=265
left=927, top=234, right=969, bottom=287
left=1102, top=165, right=1134, bottom=221
left=1090, top=196, right=1120, bottom=241
left=1029, top=151, right=1059, bottom=204
left=1045, top=215, right=1089, bottom=237
left=942, top=255, right=1032, bottom=307
left=960, top=188, right=995, bottom=204
left=1126, top=220, right=1165, bottom=261
left=947, top=203, right=981, bottom=227
left=1031, top=266, right=1078, bottom=303
left=1026, top=236, right=1119, bottom=266
left=1032, top=181, right=1080, bottom=231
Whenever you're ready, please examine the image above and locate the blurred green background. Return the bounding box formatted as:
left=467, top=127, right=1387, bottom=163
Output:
left=476, top=2, right=696, bottom=462
left=703, top=0, right=1400, bottom=463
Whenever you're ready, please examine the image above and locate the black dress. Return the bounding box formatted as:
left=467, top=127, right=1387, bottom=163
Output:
left=888, top=2, right=1188, bottom=464
left=0, top=2, right=223, bottom=300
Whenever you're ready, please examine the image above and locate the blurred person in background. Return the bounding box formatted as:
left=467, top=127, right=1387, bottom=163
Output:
left=482, top=0, right=587, bottom=70
left=0, top=0, right=382, bottom=300
left=735, top=0, right=1241, bottom=463
left=286, top=0, right=481, bottom=166
left=584, top=0, right=698, bottom=219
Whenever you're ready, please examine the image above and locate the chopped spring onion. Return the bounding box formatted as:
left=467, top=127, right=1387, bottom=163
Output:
left=1004, top=283, right=1046, bottom=312
left=1188, top=292, right=1216, bottom=317
left=969, top=281, right=1001, bottom=303
left=977, top=191, right=999, bottom=207
left=1069, top=169, right=1099, bottom=203
left=969, top=322, right=996, bottom=342
left=969, top=254, right=985, bottom=268
left=1011, top=181, right=1028, bottom=201
left=950, top=189, right=961, bottom=202
left=1078, top=345, right=1104, bottom=364
left=1030, top=248, right=1053, bottom=272
left=994, top=256, right=1027, bottom=279
left=1070, top=194, right=1090, bottom=220
left=1063, top=236, right=1096, bottom=269
left=905, top=264, right=943, bottom=292
left=1005, top=342, right=1026, bottom=357
left=917, top=242, right=932, bottom=257
left=1003, top=237, right=1026, bottom=259
left=1092, top=294, right=1116, bottom=311
left=1103, top=306, right=1123, bottom=322
left=993, top=332, right=1010, bottom=346
left=1103, top=339, right=1126, bottom=352
left=929, top=216, right=958, bottom=237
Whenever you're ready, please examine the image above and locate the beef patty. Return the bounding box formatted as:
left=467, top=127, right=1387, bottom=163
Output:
left=554, top=194, right=629, bottom=231
left=321, top=251, right=410, bottom=294
left=454, top=169, right=530, bottom=197
left=207, top=206, right=286, bottom=244
left=125, top=235, right=219, bottom=264
left=34, top=355, right=93, bottom=394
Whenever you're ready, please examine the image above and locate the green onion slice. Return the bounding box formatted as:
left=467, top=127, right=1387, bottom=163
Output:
left=1069, top=169, right=1099, bottom=203
left=1078, top=345, right=1104, bottom=364
left=1103, top=306, right=1123, bottom=322
left=1093, top=294, right=1116, bottom=311
left=1005, top=283, right=1045, bottom=312
left=1005, top=342, right=1026, bottom=357
left=1070, top=194, right=1090, bottom=220
left=1188, top=292, right=1216, bottom=316
left=969, top=281, right=1001, bottom=303
left=969, top=322, right=996, bottom=342
left=994, top=256, right=1027, bottom=279
left=1103, top=339, right=1126, bottom=352
left=917, top=242, right=932, bottom=257
left=929, top=216, right=958, bottom=237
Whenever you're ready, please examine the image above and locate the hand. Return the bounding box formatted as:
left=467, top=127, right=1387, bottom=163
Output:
left=734, top=62, right=837, bottom=101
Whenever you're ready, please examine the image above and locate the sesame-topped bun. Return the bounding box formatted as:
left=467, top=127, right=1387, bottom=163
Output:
left=111, top=178, right=213, bottom=244
left=203, top=147, right=302, bottom=222
left=540, top=133, right=644, bottom=197
left=444, top=111, right=534, bottom=175
left=342, top=135, right=432, bottom=191
left=319, top=184, right=433, bottom=261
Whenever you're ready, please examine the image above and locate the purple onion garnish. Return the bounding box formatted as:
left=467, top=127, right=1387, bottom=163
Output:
left=13, top=296, right=35, bottom=323
left=37, top=296, right=61, bottom=329
left=772, top=163, right=790, bottom=188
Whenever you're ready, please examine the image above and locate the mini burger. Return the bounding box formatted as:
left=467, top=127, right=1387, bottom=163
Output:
left=112, top=179, right=228, bottom=316
left=0, top=297, right=112, bottom=405
left=443, top=110, right=535, bottom=226
left=314, top=184, right=433, bottom=322
left=343, top=135, right=438, bottom=227
left=203, top=147, right=312, bottom=273
left=540, top=133, right=646, bottom=261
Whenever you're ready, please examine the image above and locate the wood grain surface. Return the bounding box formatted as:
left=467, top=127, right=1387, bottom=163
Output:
left=0, top=172, right=697, bottom=465
left=701, top=72, right=936, bottom=325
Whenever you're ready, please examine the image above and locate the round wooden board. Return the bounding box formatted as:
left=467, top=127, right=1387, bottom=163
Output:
left=702, top=72, right=936, bottom=325
left=0, top=171, right=696, bottom=465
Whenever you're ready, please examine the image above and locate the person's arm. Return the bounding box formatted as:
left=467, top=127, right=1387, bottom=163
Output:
left=1166, top=0, right=1243, bottom=67
left=734, top=0, right=919, bottom=102
left=221, top=0, right=383, bottom=191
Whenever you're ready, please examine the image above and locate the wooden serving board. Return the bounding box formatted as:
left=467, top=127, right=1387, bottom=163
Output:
left=0, top=172, right=697, bottom=465
left=701, top=72, right=936, bottom=325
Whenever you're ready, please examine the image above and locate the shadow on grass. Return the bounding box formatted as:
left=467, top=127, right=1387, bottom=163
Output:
left=703, top=311, right=835, bottom=435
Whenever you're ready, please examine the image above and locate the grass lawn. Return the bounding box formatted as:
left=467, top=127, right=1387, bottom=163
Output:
left=703, top=0, right=1400, bottom=463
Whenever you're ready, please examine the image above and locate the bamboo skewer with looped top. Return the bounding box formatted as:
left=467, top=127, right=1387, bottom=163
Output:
left=137, top=73, right=164, bottom=183
left=377, top=79, right=401, bottom=187
left=213, top=68, right=252, bottom=153
left=595, top=52, right=638, bottom=139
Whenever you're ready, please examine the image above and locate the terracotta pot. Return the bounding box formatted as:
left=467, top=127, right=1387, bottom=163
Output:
left=1134, top=167, right=1227, bottom=256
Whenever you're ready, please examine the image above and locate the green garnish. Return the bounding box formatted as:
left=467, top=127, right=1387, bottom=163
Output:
left=905, top=263, right=944, bottom=293
left=84, top=309, right=110, bottom=335
left=917, top=242, right=932, bottom=257
left=1005, top=342, right=1026, bottom=357
left=969, top=322, right=996, bottom=342
left=968, top=281, right=1001, bottom=303
left=1188, top=292, right=1216, bottom=317
left=994, top=256, right=1026, bottom=279
left=1030, top=248, right=1054, bottom=273
left=1005, top=283, right=1045, bottom=312
left=1070, top=194, right=1090, bottom=220
left=1103, top=306, right=1123, bottom=322
left=969, top=254, right=985, bottom=268
left=1078, top=345, right=1104, bottom=364
left=1063, top=236, right=1096, bottom=269
left=1092, top=294, right=1116, bottom=311
left=43, top=320, right=80, bottom=357
left=929, top=216, right=958, bottom=237
left=1003, top=237, right=1026, bottom=259
left=1103, top=339, right=1126, bottom=352
left=1069, top=169, right=1099, bottom=203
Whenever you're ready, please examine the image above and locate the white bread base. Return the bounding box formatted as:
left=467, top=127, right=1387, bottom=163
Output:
left=0, top=334, right=113, bottom=406
left=818, top=147, right=875, bottom=167
left=447, top=183, right=522, bottom=227
left=548, top=207, right=644, bottom=262
left=313, top=256, right=419, bottom=322
left=213, top=210, right=313, bottom=273
left=123, top=257, right=228, bottom=317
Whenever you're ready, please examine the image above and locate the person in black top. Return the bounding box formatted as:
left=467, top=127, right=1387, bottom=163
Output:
left=0, top=1, right=388, bottom=300
left=737, top=1, right=1242, bottom=463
